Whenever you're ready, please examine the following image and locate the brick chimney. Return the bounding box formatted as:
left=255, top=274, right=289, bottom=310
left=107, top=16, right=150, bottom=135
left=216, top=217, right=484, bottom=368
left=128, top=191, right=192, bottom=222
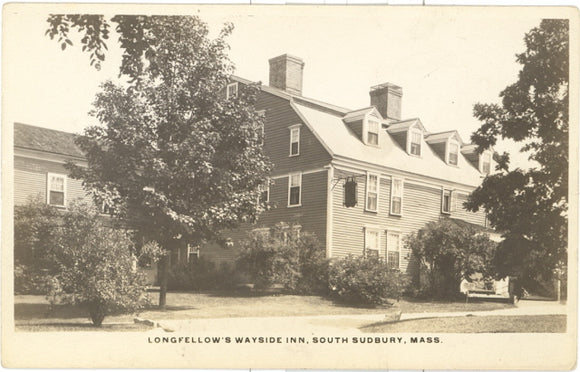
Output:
left=269, top=54, right=305, bottom=96
left=369, top=83, right=402, bottom=121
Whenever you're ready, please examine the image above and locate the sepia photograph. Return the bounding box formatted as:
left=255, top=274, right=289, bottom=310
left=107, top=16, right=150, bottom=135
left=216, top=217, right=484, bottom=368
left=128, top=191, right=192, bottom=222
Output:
left=2, top=3, right=578, bottom=369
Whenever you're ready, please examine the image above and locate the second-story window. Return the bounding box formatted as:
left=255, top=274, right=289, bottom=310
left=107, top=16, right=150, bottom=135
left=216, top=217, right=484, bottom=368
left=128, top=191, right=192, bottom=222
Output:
left=482, top=152, right=491, bottom=174
left=226, top=82, right=238, bottom=99
left=367, top=120, right=379, bottom=146
left=288, top=173, right=302, bottom=206
left=47, top=173, right=66, bottom=207
left=390, top=178, right=403, bottom=215
left=442, top=189, right=452, bottom=214
left=365, top=173, right=379, bottom=212
left=289, top=125, right=300, bottom=156
left=410, top=129, right=422, bottom=156
left=448, top=141, right=459, bottom=165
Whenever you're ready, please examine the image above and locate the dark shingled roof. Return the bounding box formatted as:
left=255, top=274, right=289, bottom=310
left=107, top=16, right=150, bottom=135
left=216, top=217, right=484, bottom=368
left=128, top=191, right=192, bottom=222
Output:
left=14, top=123, right=85, bottom=158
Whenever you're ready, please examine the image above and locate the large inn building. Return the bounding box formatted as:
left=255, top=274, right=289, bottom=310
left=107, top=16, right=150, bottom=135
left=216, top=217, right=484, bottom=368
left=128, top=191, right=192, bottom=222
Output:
left=14, top=54, right=496, bottom=279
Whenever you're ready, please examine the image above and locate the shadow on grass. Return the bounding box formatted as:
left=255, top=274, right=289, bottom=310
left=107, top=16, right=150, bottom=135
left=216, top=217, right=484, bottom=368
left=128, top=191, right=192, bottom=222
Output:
left=15, top=303, right=86, bottom=320
left=16, top=322, right=151, bottom=332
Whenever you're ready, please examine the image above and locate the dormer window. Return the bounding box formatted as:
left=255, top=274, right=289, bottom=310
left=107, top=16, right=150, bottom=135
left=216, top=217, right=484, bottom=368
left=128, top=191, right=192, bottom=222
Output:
left=409, top=129, right=422, bottom=156
left=481, top=152, right=492, bottom=174
left=289, top=124, right=301, bottom=156
left=226, top=82, right=238, bottom=99
left=367, top=120, right=379, bottom=146
left=448, top=140, right=459, bottom=166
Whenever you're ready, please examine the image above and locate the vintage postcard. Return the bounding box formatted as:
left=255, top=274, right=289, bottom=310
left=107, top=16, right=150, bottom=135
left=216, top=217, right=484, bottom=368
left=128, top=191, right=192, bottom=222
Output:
left=2, top=3, right=578, bottom=370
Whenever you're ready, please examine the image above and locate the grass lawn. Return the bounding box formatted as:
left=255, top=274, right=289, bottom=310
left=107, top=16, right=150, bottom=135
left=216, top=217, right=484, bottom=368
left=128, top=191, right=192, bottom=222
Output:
left=361, top=314, right=566, bottom=333
left=15, top=291, right=514, bottom=331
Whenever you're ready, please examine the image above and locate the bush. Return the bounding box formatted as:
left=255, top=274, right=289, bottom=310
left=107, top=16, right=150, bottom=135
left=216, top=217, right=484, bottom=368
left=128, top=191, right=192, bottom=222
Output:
left=407, top=218, right=496, bottom=299
left=50, top=201, right=149, bottom=326
left=14, top=264, right=54, bottom=295
left=328, top=255, right=408, bottom=306
left=167, top=258, right=240, bottom=291
left=237, top=223, right=329, bottom=294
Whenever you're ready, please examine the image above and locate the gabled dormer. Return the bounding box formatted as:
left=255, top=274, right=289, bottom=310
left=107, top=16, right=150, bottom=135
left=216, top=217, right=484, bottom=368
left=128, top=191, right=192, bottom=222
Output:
left=461, top=144, right=494, bottom=174
left=343, top=107, right=383, bottom=147
left=386, top=118, right=426, bottom=156
left=425, top=130, right=464, bottom=166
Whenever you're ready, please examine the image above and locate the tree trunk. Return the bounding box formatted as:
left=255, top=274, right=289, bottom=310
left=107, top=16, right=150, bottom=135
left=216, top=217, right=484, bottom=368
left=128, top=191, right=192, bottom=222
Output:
left=158, top=255, right=170, bottom=309
left=89, top=302, right=106, bottom=326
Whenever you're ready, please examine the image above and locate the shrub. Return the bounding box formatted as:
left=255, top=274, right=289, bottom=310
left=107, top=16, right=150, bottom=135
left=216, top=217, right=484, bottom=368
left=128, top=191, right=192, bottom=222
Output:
left=167, top=258, right=240, bottom=291
left=14, top=264, right=54, bottom=295
left=51, top=201, right=149, bottom=326
left=328, top=255, right=408, bottom=306
left=237, top=223, right=329, bottom=294
left=407, top=218, right=496, bottom=299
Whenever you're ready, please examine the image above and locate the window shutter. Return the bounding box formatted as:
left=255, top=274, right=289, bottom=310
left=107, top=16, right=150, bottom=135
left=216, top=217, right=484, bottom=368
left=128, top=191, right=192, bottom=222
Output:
left=344, top=178, right=358, bottom=207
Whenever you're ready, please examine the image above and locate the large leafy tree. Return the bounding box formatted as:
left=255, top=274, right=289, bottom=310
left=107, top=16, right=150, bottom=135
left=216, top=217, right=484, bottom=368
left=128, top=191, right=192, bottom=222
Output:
left=465, top=20, right=569, bottom=291
left=50, top=15, right=271, bottom=307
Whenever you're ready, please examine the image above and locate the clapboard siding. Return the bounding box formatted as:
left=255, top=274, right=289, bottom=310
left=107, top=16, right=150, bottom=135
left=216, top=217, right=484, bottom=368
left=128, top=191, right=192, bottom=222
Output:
left=14, top=155, right=89, bottom=207
left=453, top=191, right=487, bottom=226
left=331, top=166, right=488, bottom=277
left=256, top=92, right=332, bottom=174
left=201, top=170, right=329, bottom=265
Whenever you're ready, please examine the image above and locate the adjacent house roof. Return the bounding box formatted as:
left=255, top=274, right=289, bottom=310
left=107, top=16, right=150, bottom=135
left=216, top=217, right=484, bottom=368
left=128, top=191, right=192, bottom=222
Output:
left=14, top=122, right=84, bottom=158
left=292, top=102, right=485, bottom=187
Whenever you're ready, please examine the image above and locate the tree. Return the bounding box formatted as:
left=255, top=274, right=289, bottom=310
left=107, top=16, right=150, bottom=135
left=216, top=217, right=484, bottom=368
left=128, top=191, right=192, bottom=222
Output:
left=407, top=219, right=496, bottom=299
left=52, top=201, right=148, bottom=326
left=465, top=20, right=569, bottom=292
left=56, top=16, right=271, bottom=307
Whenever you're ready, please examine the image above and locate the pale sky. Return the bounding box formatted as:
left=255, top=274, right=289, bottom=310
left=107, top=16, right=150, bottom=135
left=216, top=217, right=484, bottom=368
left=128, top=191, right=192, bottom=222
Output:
left=3, top=5, right=565, bottom=169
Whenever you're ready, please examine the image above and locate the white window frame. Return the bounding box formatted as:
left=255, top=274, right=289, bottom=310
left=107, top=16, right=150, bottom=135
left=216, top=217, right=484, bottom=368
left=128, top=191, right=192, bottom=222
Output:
left=226, top=82, right=238, bottom=99
left=481, top=151, right=492, bottom=174
left=259, top=178, right=270, bottom=203
left=386, top=230, right=402, bottom=270
left=390, top=177, right=403, bottom=216
left=442, top=189, right=452, bottom=214
left=408, top=128, right=423, bottom=156
left=187, top=244, right=200, bottom=263
left=289, top=124, right=301, bottom=157
left=287, top=172, right=302, bottom=207
left=364, top=226, right=381, bottom=257
left=365, top=173, right=379, bottom=212
left=365, top=118, right=380, bottom=146
left=47, top=173, right=67, bottom=207
left=447, top=139, right=460, bottom=166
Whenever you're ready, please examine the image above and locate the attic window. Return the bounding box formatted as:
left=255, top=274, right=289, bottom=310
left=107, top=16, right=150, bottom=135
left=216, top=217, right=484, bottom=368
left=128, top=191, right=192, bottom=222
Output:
left=409, top=129, right=422, bottom=156
left=482, top=152, right=492, bottom=174
left=367, top=120, right=379, bottom=146
left=226, top=82, right=238, bottom=99
left=448, top=140, right=459, bottom=166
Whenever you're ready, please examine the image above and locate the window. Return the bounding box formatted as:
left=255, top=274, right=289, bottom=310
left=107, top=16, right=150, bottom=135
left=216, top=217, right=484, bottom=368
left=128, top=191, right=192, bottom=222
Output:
left=289, top=125, right=301, bottom=156
left=390, top=178, right=403, bottom=215
left=226, top=82, right=238, bottom=99
left=259, top=179, right=270, bottom=204
left=365, top=228, right=380, bottom=257
left=365, top=173, right=379, bottom=212
left=367, top=120, right=379, bottom=145
left=442, top=189, right=452, bottom=214
left=482, top=152, right=491, bottom=174
left=448, top=141, right=459, bottom=165
left=409, top=129, right=422, bottom=156
left=386, top=231, right=401, bottom=270
left=47, top=173, right=66, bottom=207
left=187, top=245, right=200, bottom=264
left=288, top=173, right=302, bottom=206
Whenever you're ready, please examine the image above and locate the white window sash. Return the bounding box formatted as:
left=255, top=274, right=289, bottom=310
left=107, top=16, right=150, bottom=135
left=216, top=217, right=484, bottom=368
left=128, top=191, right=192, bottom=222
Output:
left=365, top=228, right=380, bottom=256
left=365, top=173, right=379, bottom=212
left=288, top=173, right=302, bottom=206
left=442, top=189, right=452, bottom=214
left=386, top=231, right=401, bottom=269
left=289, top=125, right=301, bottom=156
left=408, top=129, right=422, bottom=156
left=47, top=173, right=67, bottom=207
left=226, top=82, right=238, bottom=99
left=390, top=178, right=403, bottom=215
